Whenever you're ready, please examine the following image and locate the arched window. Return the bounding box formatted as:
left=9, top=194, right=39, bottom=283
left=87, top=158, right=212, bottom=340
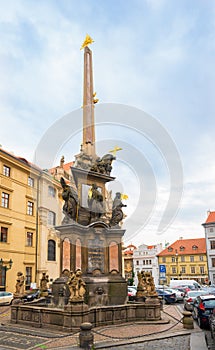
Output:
left=48, top=240, right=56, bottom=261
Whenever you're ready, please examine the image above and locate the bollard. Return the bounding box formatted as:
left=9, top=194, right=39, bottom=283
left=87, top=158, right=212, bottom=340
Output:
left=79, top=322, right=94, bottom=349
left=182, top=311, right=194, bottom=329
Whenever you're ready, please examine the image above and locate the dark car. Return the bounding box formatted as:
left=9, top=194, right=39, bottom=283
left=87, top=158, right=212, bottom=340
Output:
left=23, top=289, right=40, bottom=302
left=192, top=295, right=215, bottom=328
left=156, top=289, right=176, bottom=304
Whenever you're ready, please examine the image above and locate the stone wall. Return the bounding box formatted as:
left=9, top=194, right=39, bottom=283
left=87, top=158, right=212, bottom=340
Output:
left=11, top=299, right=161, bottom=332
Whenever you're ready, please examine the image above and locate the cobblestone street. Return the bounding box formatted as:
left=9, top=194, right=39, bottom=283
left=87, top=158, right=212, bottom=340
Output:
left=0, top=304, right=210, bottom=349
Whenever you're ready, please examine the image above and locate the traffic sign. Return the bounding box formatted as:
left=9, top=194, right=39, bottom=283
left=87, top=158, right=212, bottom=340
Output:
left=159, top=265, right=166, bottom=273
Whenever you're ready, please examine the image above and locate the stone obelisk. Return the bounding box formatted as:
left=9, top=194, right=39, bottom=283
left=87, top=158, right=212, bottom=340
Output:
left=82, top=46, right=96, bottom=160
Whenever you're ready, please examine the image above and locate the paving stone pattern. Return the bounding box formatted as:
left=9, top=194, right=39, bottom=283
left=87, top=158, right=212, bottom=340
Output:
left=0, top=331, right=48, bottom=349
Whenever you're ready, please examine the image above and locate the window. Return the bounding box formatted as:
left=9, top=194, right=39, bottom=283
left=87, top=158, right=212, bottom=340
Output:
left=26, top=267, right=32, bottom=286
left=181, top=256, right=185, bottom=262
left=181, top=266, right=186, bottom=274
left=162, top=257, right=166, bottom=263
left=3, top=165, right=10, bottom=177
left=210, top=228, right=214, bottom=232
left=136, top=260, right=139, bottom=265
left=180, top=246, right=185, bottom=251
left=191, top=266, right=195, bottom=274
left=172, top=257, right=176, bottom=263
left=199, top=256, right=204, bottom=262
left=48, top=240, right=56, bottom=261
left=28, top=177, right=34, bottom=187
left=27, top=201, right=34, bottom=215
left=168, top=247, right=173, bottom=252
left=149, top=259, right=152, bottom=265
left=200, top=266, right=205, bottom=274
left=48, top=211, right=56, bottom=226
left=143, top=260, right=145, bottom=265
left=211, top=241, right=215, bottom=250
left=212, top=258, right=215, bottom=268
left=1, top=192, right=9, bottom=208
left=172, top=267, right=176, bottom=274
left=48, top=186, right=56, bottom=197
left=146, top=260, right=149, bottom=265
left=192, top=245, right=198, bottom=250
left=0, top=227, right=8, bottom=242
left=26, top=232, right=33, bottom=247
left=190, top=256, right=194, bottom=262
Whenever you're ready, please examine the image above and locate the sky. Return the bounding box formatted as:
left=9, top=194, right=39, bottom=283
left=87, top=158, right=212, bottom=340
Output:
left=0, top=0, right=215, bottom=247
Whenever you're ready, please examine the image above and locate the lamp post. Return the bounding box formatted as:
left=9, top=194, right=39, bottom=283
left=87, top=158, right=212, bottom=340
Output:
left=0, top=258, right=13, bottom=291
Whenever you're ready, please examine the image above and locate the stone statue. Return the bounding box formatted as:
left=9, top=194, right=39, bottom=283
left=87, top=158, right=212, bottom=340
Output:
left=136, top=271, right=157, bottom=298
left=15, top=272, right=25, bottom=296
left=67, top=270, right=86, bottom=301
left=60, top=177, right=78, bottom=222
left=40, top=272, right=49, bottom=292
left=88, top=184, right=104, bottom=221
left=90, top=154, right=115, bottom=176
left=110, top=192, right=127, bottom=227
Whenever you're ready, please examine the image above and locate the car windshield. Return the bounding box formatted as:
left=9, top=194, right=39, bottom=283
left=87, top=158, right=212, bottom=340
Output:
left=204, top=299, right=215, bottom=308
left=188, top=291, right=206, bottom=297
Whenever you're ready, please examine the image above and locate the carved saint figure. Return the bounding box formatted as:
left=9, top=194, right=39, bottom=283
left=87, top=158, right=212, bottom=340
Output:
left=88, top=184, right=104, bottom=221
left=15, top=271, right=25, bottom=295
left=110, top=192, right=127, bottom=227
left=40, top=272, right=49, bottom=292
left=67, top=270, right=86, bottom=301
left=60, top=177, right=78, bottom=221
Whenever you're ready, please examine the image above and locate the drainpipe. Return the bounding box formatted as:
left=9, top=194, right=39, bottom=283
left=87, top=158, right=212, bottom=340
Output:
left=35, top=171, right=42, bottom=284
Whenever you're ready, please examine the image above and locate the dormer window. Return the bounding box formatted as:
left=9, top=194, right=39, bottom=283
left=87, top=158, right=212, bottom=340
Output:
left=168, top=247, right=173, bottom=252
left=180, top=246, right=185, bottom=251
left=192, top=245, right=198, bottom=250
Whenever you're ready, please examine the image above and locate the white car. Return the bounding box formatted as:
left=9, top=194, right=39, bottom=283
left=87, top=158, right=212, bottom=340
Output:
left=0, top=291, right=13, bottom=305
left=165, top=288, right=185, bottom=302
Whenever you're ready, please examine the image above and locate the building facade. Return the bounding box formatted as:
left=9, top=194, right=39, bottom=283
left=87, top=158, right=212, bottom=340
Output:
left=202, top=211, right=215, bottom=285
left=122, top=244, right=136, bottom=285
left=133, top=243, right=163, bottom=286
left=157, top=238, right=208, bottom=285
left=0, top=148, right=66, bottom=292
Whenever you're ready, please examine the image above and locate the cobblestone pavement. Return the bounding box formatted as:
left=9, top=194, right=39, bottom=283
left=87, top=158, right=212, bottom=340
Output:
left=0, top=304, right=209, bottom=350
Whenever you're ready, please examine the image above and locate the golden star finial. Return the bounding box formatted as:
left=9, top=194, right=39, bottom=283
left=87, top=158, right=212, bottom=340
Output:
left=109, top=146, right=123, bottom=156
left=80, top=34, right=94, bottom=50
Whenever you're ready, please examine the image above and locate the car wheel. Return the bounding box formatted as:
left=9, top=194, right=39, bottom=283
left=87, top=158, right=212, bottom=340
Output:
left=197, top=317, right=203, bottom=329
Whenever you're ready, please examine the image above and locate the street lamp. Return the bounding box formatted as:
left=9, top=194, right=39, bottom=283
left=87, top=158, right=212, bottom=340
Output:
left=0, top=258, right=13, bottom=270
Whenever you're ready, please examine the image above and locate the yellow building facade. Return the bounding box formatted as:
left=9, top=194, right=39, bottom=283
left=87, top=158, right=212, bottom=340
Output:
left=0, top=149, right=65, bottom=292
left=157, top=238, right=208, bottom=285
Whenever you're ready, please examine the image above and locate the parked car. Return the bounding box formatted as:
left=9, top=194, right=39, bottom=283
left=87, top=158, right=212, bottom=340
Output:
left=184, top=290, right=208, bottom=311
left=156, top=289, right=176, bottom=304
left=23, top=289, right=40, bottom=302
left=192, top=295, right=215, bottom=328
left=165, top=288, right=185, bottom=302
left=128, top=287, right=136, bottom=301
left=0, top=291, right=13, bottom=305
left=170, top=279, right=201, bottom=290
left=209, top=307, right=215, bottom=339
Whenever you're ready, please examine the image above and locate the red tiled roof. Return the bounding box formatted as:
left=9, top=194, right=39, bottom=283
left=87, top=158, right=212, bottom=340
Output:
left=147, top=245, right=156, bottom=249
left=63, top=162, right=74, bottom=171
left=157, top=238, right=206, bottom=256
left=204, top=211, right=215, bottom=224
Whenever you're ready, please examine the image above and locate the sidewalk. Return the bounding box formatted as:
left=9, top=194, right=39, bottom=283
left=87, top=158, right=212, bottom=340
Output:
left=0, top=304, right=208, bottom=349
